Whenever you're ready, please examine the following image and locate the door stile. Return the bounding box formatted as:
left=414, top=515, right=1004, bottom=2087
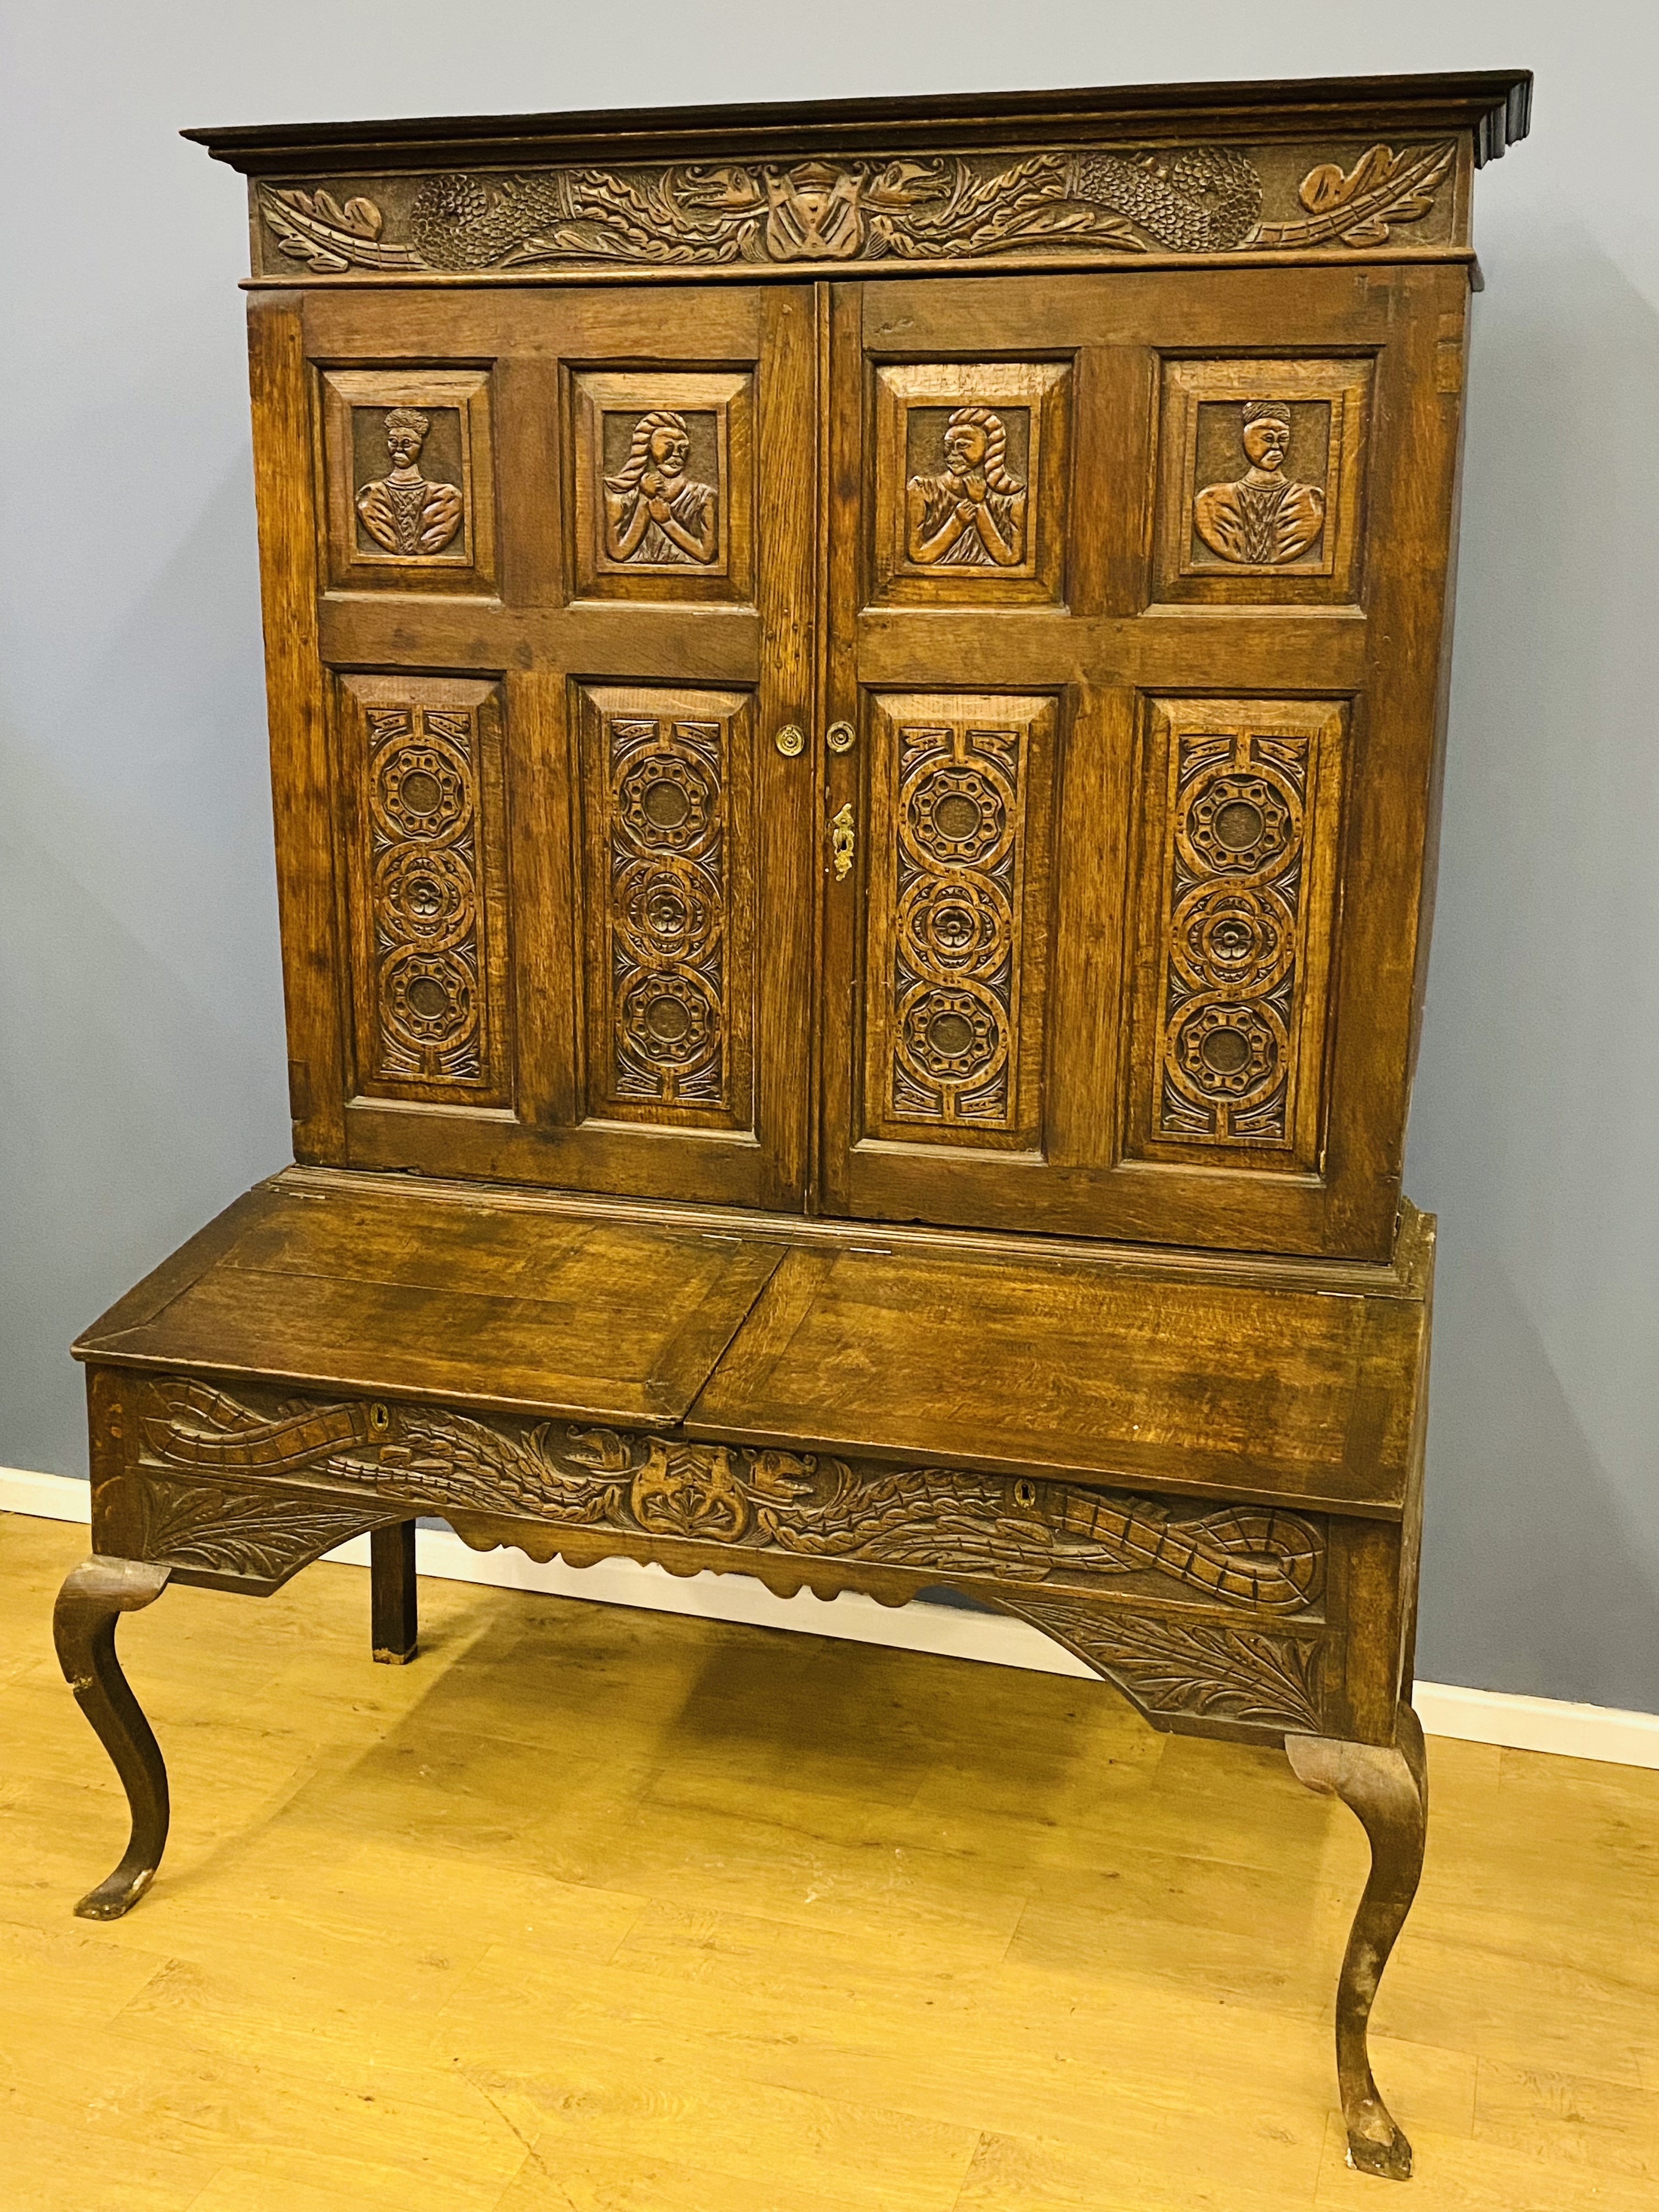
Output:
left=819, top=281, right=867, bottom=1216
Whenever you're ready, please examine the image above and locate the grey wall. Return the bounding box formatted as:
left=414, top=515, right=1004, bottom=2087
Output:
left=3, top=2, right=1655, bottom=1708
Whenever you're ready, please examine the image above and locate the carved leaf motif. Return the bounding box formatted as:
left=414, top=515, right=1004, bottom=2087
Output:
left=261, top=187, right=424, bottom=273
left=1002, top=1592, right=1324, bottom=1733
left=1260, top=142, right=1456, bottom=250
left=140, top=1475, right=399, bottom=1584
left=1297, top=144, right=1400, bottom=215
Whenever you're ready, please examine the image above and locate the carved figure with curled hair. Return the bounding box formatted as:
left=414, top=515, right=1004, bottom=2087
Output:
left=355, top=406, right=465, bottom=557
left=906, top=404, right=1028, bottom=568
left=603, top=408, right=719, bottom=566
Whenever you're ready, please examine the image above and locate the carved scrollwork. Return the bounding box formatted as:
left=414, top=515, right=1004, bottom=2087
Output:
left=890, top=719, right=1024, bottom=1128
left=258, top=140, right=1455, bottom=278
left=998, top=1590, right=1325, bottom=1733
left=1160, top=729, right=1309, bottom=1144
left=134, top=1380, right=1325, bottom=1616
left=363, top=702, right=488, bottom=1084
left=605, top=712, right=729, bottom=1105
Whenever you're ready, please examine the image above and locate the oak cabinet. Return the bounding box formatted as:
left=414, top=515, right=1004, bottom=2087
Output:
left=58, top=70, right=1531, bottom=2183
left=267, top=256, right=1465, bottom=1257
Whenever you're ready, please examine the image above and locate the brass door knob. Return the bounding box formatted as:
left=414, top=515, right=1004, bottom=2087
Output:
left=774, top=724, right=805, bottom=758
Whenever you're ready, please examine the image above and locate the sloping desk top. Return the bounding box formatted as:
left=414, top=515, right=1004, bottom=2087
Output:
left=76, top=1168, right=1432, bottom=1519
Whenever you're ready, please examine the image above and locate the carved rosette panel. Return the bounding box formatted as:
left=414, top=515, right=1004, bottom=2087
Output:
left=578, top=686, right=752, bottom=1124
left=996, top=1590, right=1325, bottom=1733
left=255, top=140, right=1459, bottom=279
left=132, top=1378, right=1327, bottom=1623
left=867, top=696, right=1054, bottom=1146
left=1131, top=699, right=1345, bottom=1165
left=338, top=675, right=510, bottom=1104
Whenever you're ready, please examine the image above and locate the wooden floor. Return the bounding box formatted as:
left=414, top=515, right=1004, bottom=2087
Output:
left=3, top=1513, right=1657, bottom=2210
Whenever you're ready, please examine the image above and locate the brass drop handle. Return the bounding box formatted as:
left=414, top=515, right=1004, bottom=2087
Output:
left=826, top=719, right=855, bottom=754
left=831, top=803, right=855, bottom=881
left=774, top=723, right=805, bottom=758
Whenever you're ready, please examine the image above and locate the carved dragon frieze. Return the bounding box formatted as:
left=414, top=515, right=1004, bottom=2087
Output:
left=258, top=140, right=1455, bottom=276
left=137, top=1379, right=1324, bottom=1613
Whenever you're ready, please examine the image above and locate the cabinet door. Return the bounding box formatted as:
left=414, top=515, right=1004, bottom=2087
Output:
left=819, top=267, right=1463, bottom=1257
left=262, top=283, right=816, bottom=1209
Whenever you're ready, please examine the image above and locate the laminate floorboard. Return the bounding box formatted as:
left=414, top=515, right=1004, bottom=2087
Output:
left=3, top=1511, right=1656, bottom=2210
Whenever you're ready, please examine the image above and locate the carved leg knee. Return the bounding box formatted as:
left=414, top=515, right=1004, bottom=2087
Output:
left=53, top=1555, right=172, bottom=1919
left=1287, top=1701, right=1427, bottom=2180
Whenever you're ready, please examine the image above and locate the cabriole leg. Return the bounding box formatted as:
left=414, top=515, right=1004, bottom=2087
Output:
left=370, top=1519, right=419, bottom=1664
left=1286, top=1701, right=1427, bottom=2180
left=53, top=1554, right=172, bottom=1920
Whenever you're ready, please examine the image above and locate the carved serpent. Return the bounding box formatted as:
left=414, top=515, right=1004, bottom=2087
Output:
left=1066, top=147, right=1262, bottom=251
left=402, top=150, right=1264, bottom=268
left=138, top=1382, right=1323, bottom=1613
left=261, top=140, right=1454, bottom=276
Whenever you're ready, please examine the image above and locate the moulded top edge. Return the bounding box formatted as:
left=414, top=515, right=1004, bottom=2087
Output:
left=183, top=68, right=1533, bottom=174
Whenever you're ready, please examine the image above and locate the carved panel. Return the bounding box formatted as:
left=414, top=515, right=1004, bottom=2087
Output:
left=320, top=368, right=494, bottom=593
left=862, top=695, right=1056, bottom=1149
left=134, top=1379, right=1327, bottom=1617
left=569, top=370, right=753, bottom=603
left=256, top=140, right=1459, bottom=278
left=1153, top=358, right=1370, bottom=606
left=337, top=674, right=512, bottom=1104
left=134, top=1473, right=405, bottom=1592
left=997, top=1590, right=1325, bottom=1733
left=871, top=362, right=1069, bottom=606
left=1127, top=698, right=1345, bottom=1165
left=575, top=684, right=754, bottom=1128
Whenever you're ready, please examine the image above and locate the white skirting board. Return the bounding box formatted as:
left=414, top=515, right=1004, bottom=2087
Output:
left=7, top=1463, right=1658, bottom=1770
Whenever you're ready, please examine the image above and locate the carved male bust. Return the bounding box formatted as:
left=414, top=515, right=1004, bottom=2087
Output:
left=603, top=410, right=719, bottom=566
left=1193, top=398, right=1325, bottom=565
left=906, top=406, right=1028, bottom=568
left=355, top=408, right=465, bottom=557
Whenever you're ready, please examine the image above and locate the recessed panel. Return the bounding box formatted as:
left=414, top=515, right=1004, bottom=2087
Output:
left=871, top=362, right=1069, bottom=607
left=336, top=674, right=513, bottom=1106
left=1152, top=357, right=1370, bottom=606
left=1126, top=697, right=1346, bottom=1169
left=861, top=692, right=1056, bottom=1151
left=320, top=369, right=495, bottom=593
left=569, top=370, right=753, bottom=603
left=575, top=684, right=755, bottom=1131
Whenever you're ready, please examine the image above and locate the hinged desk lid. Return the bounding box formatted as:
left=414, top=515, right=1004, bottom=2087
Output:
left=74, top=1177, right=785, bottom=1426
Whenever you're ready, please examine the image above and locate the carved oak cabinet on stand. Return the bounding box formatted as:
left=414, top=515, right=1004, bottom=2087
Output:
left=59, top=71, right=1530, bottom=2180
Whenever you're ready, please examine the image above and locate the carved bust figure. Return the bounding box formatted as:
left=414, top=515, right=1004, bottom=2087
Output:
left=603, top=410, right=719, bottom=566
left=906, top=407, right=1028, bottom=568
left=1192, top=399, right=1325, bottom=565
left=354, top=408, right=466, bottom=557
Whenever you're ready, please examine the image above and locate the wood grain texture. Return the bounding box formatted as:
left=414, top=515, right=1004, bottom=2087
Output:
left=76, top=1181, right=786, bottom=1424
left=10, top=1509, right=1656, bottom=2212
left=53, top=77, right=1530, bottom=2167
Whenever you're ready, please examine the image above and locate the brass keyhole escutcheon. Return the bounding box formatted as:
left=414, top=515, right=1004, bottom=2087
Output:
left=831, top=803, right=855, bottom=881
left=1013, top=1478, right=1038, bottom=1508
left=368, top=1401, right=392, bottom=1435
left=774, top=724, right=805, bottom=758
left=826, top=720, right=855, bottom=754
